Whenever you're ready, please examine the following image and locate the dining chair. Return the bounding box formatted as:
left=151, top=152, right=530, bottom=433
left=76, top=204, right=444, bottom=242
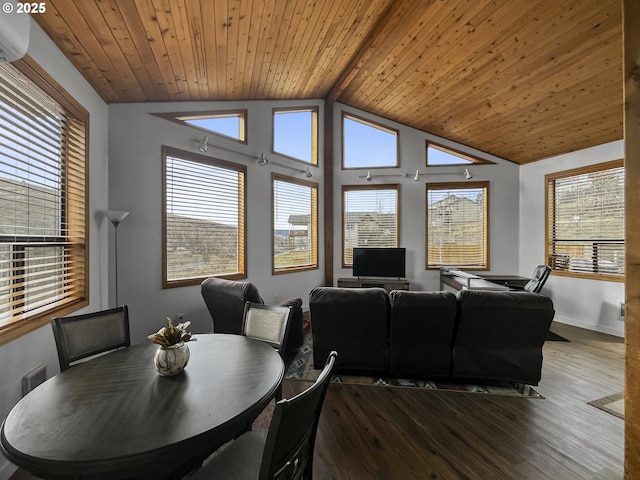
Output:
left=190, top=351, right=337, bottom=480
left=51, top=305, right=130, bottom=371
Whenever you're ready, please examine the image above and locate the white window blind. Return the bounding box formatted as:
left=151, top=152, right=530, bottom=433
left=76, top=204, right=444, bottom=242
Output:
left=343, top=185, right=399, bottom=266
left=163, top=147, right=246, bottom=286
left=0, top=60, right=87, bottom=333
left=273, top=174, right=318, bottom=273
left=547, top=162, right=624, bottom=277
left=426, top=183, right=488, bottom=268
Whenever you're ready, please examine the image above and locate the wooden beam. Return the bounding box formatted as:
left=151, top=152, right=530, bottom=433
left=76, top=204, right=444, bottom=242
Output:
left=624, top=0, right=640, bottom=478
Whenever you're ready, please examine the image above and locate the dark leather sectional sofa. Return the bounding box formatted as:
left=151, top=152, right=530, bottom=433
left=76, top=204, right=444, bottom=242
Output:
left=309, top=286, right=555, bottom=385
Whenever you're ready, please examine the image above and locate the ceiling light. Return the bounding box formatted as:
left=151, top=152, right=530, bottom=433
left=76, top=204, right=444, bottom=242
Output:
left=196, top=135, right=208, bottom=153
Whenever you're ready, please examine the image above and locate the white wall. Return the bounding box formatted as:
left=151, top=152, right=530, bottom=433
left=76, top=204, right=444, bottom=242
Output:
left=108, top=100, right=325, bottom=344
left=0, top=22, right=110, bottom=479
left=519, top=140, right=625, bottom=337
left=332, top=104, right=522, bottom=290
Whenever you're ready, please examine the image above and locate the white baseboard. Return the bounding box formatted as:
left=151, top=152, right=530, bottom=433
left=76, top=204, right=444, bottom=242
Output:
left=554, top=315, right=624, bottom=338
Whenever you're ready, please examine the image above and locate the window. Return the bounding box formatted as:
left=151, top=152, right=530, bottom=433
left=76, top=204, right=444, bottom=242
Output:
left=0, top=58, right=88, bottom=343
left=273, top=107, right=318, bottom=165
left=426, top=182, right=489, bottom=269
left=546, top=160, right=624, bottom=280
left=272, top=174, right=318, bottom=273
left=342, top=185, right=399, bottom=266
left=426, top=142, right=493, bottom=166
left=163, top=147, right=246, bottom=287
left=153, top=110, right=247, bottom=143
left=342, top=113, right=398, bottom=169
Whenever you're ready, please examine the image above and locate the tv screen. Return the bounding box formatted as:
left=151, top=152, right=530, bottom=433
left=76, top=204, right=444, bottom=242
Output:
left=352, top=247, right=406, bottom=278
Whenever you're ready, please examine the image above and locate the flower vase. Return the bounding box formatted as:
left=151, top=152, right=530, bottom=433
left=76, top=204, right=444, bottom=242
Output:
left=154, top=343, right=190, bottom=376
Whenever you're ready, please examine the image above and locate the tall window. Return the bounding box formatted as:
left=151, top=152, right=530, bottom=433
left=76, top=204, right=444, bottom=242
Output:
left=272, top=174, right=318, bottom=273
left=546, top=160, right=624, bottom=280
left=342, top=113, right=398, bottom=169
left=426, top=182, right=489, bottom=269
left=0, top=58, right=88, bottom=342
left=273, top=107, right=318, bottom=165
left=342, top=185, right=399, bottom=266
left=163, top=147, right=246, bottom=287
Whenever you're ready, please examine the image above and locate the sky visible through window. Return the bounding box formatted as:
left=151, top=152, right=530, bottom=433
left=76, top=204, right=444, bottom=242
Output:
left=427, top=145, right=474, bottom=165
left=274, top=110, right=313, bottom=163
left=185, top=116, right=241, bottom=139
left=344, top=116, right=397, bottom=168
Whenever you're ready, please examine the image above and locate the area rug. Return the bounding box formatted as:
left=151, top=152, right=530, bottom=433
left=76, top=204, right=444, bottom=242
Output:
left=588, top=392, right=624, bottom=419
left=285, top=335, right=543, bottom=398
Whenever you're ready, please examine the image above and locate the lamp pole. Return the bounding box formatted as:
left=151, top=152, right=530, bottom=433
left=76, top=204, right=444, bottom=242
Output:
left=102, top=210, right=130, bottom=307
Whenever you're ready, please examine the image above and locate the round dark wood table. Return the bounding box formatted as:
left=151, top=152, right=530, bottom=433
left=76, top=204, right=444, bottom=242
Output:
left=0, top=334, right=284, bottom=480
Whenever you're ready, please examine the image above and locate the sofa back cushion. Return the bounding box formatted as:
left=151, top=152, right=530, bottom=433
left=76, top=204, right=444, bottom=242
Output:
left=389, top=290, right=457, bottom=379
left=452, top=290, right=555, bottom=385
left=309, top=287, right=389, bottom=373
left=201, top=277, right=263, bottom=334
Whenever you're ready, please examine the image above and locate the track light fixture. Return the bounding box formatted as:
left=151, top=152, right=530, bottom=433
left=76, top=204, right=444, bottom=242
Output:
left=305, top=167, right=313, bottom=178
left=464, top=168, right=473, bottom=179
left=366, top=171, right=372, bottom=181
left=258, top=152, right=269, bottom=166
left=196, top=135, right=208, bottom=153
left=363, top=168, right=474, bottom=182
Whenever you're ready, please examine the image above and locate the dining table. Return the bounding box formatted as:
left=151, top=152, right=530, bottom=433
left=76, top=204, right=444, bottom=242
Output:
left=0, top=334, right=284, bottom=480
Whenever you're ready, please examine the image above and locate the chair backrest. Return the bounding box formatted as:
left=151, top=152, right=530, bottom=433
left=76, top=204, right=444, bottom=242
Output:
left=259, top=351, right=337, bottom=480
left=51, top=306, right=130, bottom=371
left=524, top=265, right=551, bottom=293
left=201, top=277, right=263, bottom=334
left=242, top=302, right=292, bottom=359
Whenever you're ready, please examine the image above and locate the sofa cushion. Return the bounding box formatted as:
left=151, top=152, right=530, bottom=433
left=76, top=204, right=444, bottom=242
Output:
left=389, top=290, right=457, bottom=379
left=452, top=290, right=555, bottom=385
left=309, top=287, right=389, bottom=373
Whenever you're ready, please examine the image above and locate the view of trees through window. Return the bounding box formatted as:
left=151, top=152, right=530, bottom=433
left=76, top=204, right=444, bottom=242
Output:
left=547, top=161, right=624, bottom=278
left=0, top=59, right=88, bottom=335
left=163, top=147, right=246, bottom=286
left=273, top=174, right=318, bottom=273
left=342, top=185, right=399, bottom=266
left=426, top=183, right=488, bottom=269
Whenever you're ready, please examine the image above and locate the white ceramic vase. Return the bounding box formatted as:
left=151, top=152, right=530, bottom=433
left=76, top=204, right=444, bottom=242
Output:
left=154, top=343, right=190, bottom=376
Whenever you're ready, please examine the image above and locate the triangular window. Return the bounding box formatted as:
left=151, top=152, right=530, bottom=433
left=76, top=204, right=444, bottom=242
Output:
left=427, top=142, right=493, bottom=166
left=153, top=110, right=247, bottom=143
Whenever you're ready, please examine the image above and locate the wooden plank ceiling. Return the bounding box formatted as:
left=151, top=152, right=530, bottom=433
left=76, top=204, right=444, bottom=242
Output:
left=32, top=0, right=622, bottom=164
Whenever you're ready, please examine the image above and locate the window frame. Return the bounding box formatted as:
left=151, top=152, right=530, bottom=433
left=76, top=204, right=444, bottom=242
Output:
left=545, top=159, right=624, bottom=282
left=271, top=173, right=319, bottom=274
left=0, top=56, right=89, bottom=345
left=426, top=142, right=494, bottom=166
left=342, top=184, right=400, bottom=268
left=152, top=109, right=248, bottom=144
left=425, top=181, right=490, bottom=270
left=272, top=106, right=319, bottom=166
left=342, top=112, right=399, bottom=170
left=162, top=146, right=247, bottom=288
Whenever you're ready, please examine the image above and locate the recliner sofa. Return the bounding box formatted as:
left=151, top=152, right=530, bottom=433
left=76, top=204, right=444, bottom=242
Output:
left=309, top=286, right=555, bottom=385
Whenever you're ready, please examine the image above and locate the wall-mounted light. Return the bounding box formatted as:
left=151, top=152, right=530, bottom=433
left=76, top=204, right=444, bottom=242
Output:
left=196, top=135, right=208, bottom=153
left=363, top=168, right=474, bottom=182
left=258, top=152, right=268, bottom=166
left=256, top=152, right=312, bottom=177
left=464, top=168, right=473, bottom=179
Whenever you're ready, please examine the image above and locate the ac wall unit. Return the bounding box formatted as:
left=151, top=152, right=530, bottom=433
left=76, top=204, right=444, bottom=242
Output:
left=0, top=1, right=31, bottom=63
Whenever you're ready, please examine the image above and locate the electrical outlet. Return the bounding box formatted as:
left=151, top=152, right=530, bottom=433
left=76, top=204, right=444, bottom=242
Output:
left=176, top=313, right=185, bottom=323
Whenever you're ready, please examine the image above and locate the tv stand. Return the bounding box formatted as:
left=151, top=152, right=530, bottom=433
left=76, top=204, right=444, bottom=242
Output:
left=337, top=277, right=409, bottom=292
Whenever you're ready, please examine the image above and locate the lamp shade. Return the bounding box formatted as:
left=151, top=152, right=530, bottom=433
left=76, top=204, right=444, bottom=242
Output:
left=102, top=210, right=130, bottom=226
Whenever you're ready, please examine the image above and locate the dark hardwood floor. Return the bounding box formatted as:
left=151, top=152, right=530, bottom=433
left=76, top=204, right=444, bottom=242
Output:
left=10, top=322, right=624, bottom=480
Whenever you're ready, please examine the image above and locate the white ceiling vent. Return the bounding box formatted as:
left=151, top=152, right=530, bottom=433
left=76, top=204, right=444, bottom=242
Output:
left=0, top=1, right=31, bottom=63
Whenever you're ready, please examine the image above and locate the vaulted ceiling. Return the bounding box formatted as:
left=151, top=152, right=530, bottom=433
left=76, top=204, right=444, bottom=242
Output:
left=32, top=0, right=622, bottom=164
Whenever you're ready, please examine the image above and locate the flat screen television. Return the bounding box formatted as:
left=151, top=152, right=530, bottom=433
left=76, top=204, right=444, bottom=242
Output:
left=352, top=247, right=406, bottom=278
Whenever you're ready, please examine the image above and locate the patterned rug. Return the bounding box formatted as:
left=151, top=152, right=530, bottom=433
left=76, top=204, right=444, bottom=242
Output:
left=588, top=392, right=624, bottom=419
left=285, top=335, right=543, bottom=398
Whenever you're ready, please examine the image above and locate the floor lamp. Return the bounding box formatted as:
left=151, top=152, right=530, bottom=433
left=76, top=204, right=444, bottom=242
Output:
left=102, top=210, right=130, bottom=307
